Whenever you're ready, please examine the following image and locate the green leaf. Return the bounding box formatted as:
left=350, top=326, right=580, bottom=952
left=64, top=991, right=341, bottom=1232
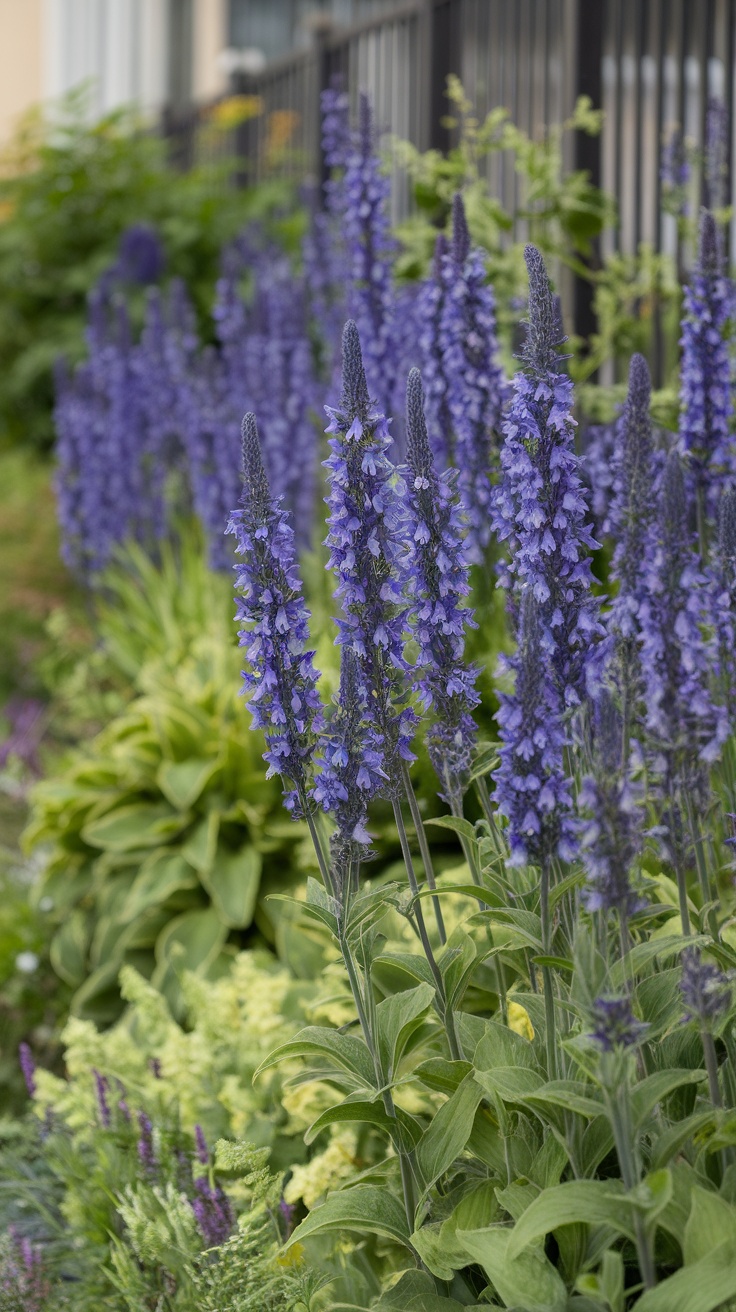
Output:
left=254, top=1025, right=377, bottom=1088
left=49, top=909, right=90, bottom=985
left=630, top=1070, right=706, bottom=1129
left=82, top=802, right=188, bottom=852
left=475, top=1019, right=540, bottom=1072
left=301, top=876, right=339, bottom=934
left=376, top=983, right=435, bottom=1080
left=200, top=845, right=262, bottom=928
left=154, top=906, right=226, bottom=972
left=414, top=1057, right=472, bottom=1095
left=305, top=1095, right=421, bottom=1151
left=286, top=1185, right=411, bottom=1249
left=474, top=1067, right=546, bottom=1103
left=523, top=1080, right=605, bottom=1121
left=456, top=1226, right=568, bottom=1312
left=424, top=814, right=478, bottom=843
left=156, top=757, right=219, bottom=810
left=373, top=951, right=435, bottom=988
left=121, top=852, right=197, bottom=922
left=683, top=1185, right=736, bottom=1266
left=415, top=1073, right=484, bottom=1196
left=371, top=1269, right=471, bottom=1310
left=412, top=1181, right=499, bottom=1281
left=631, top=1237, right=736, bottom=1312
left=506, top=1180, right=635, bottom=1257
left=181, top=812, right=219, bottom=873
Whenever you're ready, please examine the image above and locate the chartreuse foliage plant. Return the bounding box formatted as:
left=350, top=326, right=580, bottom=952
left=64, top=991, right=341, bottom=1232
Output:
left=22, top=541, right=321, bottom=1025
left=0, top=951, right=328, bottom=1310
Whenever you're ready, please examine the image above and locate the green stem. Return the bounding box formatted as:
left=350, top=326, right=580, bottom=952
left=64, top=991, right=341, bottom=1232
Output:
left=540, top=858, right=558, bottom=1081
left=607, top=1089, right=657, bottom=1290
left=702, top=1029, right=722, bottom=1109
left=401, top=763, right=446, bottom=944
left=393, top=799, right=462, bottom=1061
left=454, top=811, right=507, bottom=1023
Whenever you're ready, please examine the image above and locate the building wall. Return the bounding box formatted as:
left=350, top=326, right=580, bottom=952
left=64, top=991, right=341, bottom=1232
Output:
left=0, top=0, right=227, bottom=147
left=0, top=0, right=44, bottom=146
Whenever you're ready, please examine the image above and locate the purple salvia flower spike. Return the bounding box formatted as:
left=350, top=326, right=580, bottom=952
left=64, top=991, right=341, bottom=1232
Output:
left=312, top=647, right=385, bottom=893
left=579, top=689, right=646, bottom=927
left=710, top=488, right=736, bottom=723
left=93, top=1068, right=111, bottom=1128
left=493, top=244, right=605, bottom=705
left=403, top=367, right=480, bottom=806
left=591, top=994, right=648, bottom=1051
left=194, top=1123, right=209, bottom=1165
left=639, top=450, right=727, bottom=786
left=137, top=1111, right=157, bottom=1174
left=680, top=947, right=732, bottom=1027
left=227, top=413, right=323, bottom=815
left=191, top=1176, right=235, bottom=1248
left=18, top=1042, right=36, bottom=1098
left=436, top=193, right=507, bottom=560
left=493, top=588, right=577, bottom=867
left=679, top=210, right=734, bottom=519
left=323, top=321, right=417, bottom=795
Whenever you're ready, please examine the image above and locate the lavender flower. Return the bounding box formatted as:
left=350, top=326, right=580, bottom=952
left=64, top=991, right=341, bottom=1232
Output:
left=191, top=1176, right=235, bottom=1249
left=403, top=367, right=480, bottom=805
left=137, top=1111, right=157, bottom=1174
left=227, top=413, right=323, bottom=814
left=679, top=211, right=734, bottom=515
left=312, top=648, right=385, bottom=891
left=493, top=588, right=577, bottom=866
left=417, top=234, right=453, bottom=470
left=115, top=223, right=164, bottom=285
left=591, top=994, right=648, bottom=1051
left=18, top=1043, right=36, bottom=1098
left=493, top=245, right=604, bottom=704
left=660, top=126, right=691, bottom=217
left=581, top=422, right=617, bottom=538
left=1, top=1230, right=50, bottom=1312
left=710, top=489, right=736, bottom=719
left=342, top=95, right=398, bottom=413
left=438, top=194, right=507, bottom=560
left=194, top=1124, right=209, bottom=1165
left=93, top=1069, right=111, bottom=1129
left=579, top=691, right=645, bottom=923
left=680, top=947, right=732, bottom=1027
left=321, top=80, right=351, bottom=173
left=638, top=451, right=727, bottom=784
left=323, top=321, right=416, bottom=794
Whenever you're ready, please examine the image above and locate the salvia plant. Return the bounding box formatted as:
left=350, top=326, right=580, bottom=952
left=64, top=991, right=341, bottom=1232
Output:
left=34, top=85, right=736, bottom=1312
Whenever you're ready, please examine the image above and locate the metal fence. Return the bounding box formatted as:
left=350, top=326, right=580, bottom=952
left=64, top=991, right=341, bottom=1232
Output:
left=164, top=0, right=736, bottom=366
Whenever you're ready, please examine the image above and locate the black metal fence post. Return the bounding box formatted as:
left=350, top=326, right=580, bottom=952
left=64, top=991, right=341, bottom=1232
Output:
left=573, top=0, right=604, bottom=350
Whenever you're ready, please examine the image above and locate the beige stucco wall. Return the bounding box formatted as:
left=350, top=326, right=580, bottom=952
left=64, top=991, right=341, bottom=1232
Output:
left=0, top=0, right=44, bottom=147
left=193, top=0, right=228, bottom=102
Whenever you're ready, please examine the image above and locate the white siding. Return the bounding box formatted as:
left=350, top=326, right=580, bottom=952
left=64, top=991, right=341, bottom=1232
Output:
left=42, top=0, right=168, bottom=116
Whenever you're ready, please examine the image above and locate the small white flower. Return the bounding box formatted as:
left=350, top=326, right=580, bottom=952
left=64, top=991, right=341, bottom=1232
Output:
left=16, top=951, right=39, bottom=974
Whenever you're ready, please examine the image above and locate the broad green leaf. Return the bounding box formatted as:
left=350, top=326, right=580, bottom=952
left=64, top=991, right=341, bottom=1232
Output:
left=496, top=1181, right=540, bottom=1222
left=82, top=802, right=189, bottom=852
left=200, top=845, right=261, bottom=928
left=475, top=1019, right=539, bottom=1072
left=457, top=1226, right=568, bottom=1311
left=49, top=909, right=90, bottom=985
left=305, top=1096, right=421, bottom=1151
left=121, top=852, right=197, bottom=922
left=154, top=907, right=226, bottom=972
left=631, top=1236, right=736, bottom=1312
left=474, top=1067, right=546, bottom=1103
left=415, top=1073, right=484, bottom=1195
left=523, top=1080, right=604, bottom=1121
left=286, top=1185, right=411, bottom=1249
left=254, top=1025, right=377, bottom=1088
left=371, top=1268, right=471, bottom=1310
left=156, top=757, right=219, bottom=810
left=683, top=1185, right=736, bottom=1266
left=376, top=983, right=435, bottom=1079
left=412, top=1180, right=499, bottom=1280
left=414, top=1057, right=472, bottom=1095
left=630, top=1070, right=706, bottom=1129
left=650, top=1112, right=715, bottom=1172
left=424, top=814, right=478, bottom=842
left=373, top=951, right=435, bottom=988
left=181, top=812, right=219, bottom=873
left=506, top=1180, right=635, bottom=1257
left=302, top=877, right=339, bottom=934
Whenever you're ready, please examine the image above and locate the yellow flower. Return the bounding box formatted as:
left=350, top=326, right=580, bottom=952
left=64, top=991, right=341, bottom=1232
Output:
left=283, top=1130, right=358, bottom=1209
left=508, top=1001, right=535, bottom=1041
left=210, top=95, right=263, bottom=131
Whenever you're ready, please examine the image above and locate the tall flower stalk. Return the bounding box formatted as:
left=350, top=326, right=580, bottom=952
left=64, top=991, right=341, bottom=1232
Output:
left=323, top=321, right=461, bottom=1057
left=679, top=210, right=733, bottom=536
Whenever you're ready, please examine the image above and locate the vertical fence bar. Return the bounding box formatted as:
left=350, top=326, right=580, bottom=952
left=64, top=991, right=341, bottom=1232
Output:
left=573, top=0, right=604, bottom=348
